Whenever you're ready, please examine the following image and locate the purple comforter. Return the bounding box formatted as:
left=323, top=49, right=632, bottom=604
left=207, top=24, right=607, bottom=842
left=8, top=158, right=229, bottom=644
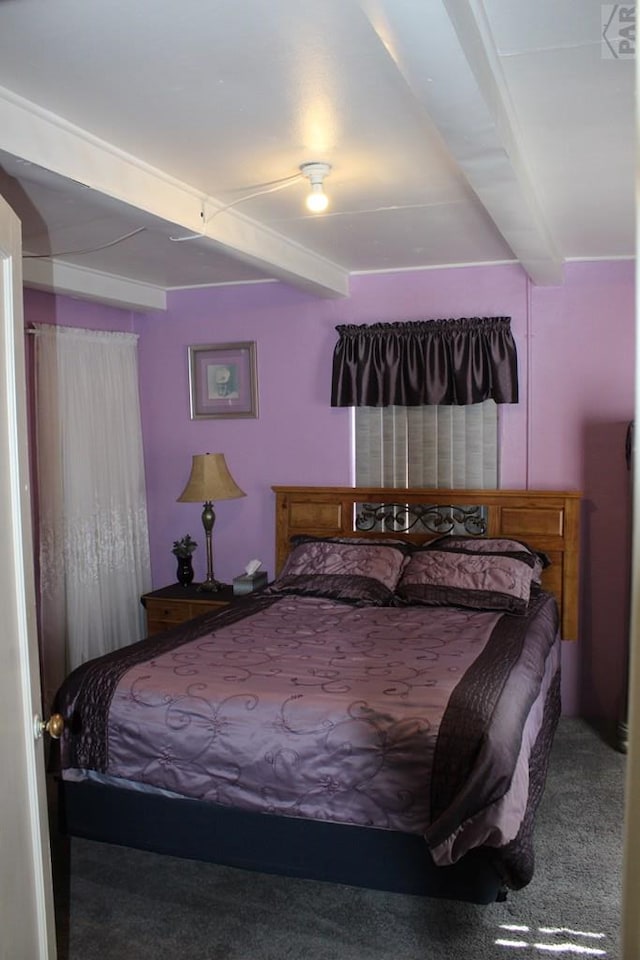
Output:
left=56, top=590, right=560, bottom=888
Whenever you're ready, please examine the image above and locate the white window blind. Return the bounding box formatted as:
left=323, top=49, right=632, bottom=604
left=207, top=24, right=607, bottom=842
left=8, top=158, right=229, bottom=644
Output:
left=355, top=401, right=498, bottom=488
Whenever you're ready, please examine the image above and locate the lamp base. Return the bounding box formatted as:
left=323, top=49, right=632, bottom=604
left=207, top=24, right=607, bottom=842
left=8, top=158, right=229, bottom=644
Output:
left=196, top=578, right=225, bottom=593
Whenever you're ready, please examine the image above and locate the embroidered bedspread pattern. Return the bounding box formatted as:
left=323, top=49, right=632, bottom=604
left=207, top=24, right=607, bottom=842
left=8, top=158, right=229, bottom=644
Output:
left=81, top=597, right=502, bottom=834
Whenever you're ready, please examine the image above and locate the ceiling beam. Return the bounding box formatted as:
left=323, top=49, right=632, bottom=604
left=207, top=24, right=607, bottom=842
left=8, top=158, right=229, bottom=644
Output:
left=0, top=86, right=350, bottom=298
left=360, top=0, right=564, bottom=286
left=22, top=258, right=167, bottom=312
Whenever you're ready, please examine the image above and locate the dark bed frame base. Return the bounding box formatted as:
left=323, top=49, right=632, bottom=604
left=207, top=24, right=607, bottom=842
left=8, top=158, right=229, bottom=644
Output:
left=58, top=780, right=506, bottom=904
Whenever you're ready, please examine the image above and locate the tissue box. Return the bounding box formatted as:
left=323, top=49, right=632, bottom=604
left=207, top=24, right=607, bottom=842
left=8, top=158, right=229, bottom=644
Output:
left=233, top=571, right=268, bottom=595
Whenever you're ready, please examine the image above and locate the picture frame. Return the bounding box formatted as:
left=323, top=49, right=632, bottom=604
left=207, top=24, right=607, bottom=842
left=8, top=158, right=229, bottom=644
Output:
left=187, top=341, right=258, bottom=419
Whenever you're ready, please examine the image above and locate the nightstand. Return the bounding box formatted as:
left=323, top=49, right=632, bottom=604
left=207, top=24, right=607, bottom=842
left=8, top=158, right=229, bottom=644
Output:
left=141, top=583, right=235, bottom=636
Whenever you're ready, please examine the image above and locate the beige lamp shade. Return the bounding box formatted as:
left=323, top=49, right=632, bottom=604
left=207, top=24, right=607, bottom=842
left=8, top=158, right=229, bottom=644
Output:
left=177, top=453, right=246, bottom=503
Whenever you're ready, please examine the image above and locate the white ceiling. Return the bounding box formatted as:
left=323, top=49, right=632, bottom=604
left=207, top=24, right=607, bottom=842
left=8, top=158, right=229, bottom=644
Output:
left=0, top=0, right=634, bottom=311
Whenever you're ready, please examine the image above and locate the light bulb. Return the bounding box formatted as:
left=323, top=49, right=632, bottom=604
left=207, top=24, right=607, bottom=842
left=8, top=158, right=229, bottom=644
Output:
left=306, top=184, right=329, bottom=213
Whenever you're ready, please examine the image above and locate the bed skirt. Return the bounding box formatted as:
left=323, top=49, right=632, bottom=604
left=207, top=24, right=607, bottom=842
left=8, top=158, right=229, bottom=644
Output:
left=57, top=778, right=506, bottom=904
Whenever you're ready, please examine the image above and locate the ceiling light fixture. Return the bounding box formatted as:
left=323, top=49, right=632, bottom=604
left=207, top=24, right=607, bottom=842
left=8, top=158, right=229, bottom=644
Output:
left=300, top=162, right=332, bottom=213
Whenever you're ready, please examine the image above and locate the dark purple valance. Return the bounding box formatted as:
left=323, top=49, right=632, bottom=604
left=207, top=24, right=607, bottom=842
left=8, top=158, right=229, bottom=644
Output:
left=331, top=317, right=519, bottom=407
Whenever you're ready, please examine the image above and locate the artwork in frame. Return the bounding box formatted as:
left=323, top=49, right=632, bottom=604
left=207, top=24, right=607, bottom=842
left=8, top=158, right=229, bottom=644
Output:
left=188, top=341, right=258, bottom=420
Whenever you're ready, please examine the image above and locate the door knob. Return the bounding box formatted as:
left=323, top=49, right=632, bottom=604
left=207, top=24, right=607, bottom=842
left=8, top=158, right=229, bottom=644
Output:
left=34, top=713, right=64, bottom=740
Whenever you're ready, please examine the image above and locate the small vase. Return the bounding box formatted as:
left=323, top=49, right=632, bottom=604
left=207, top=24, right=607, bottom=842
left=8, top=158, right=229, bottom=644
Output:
left=176, top=555, right=194, bottom=587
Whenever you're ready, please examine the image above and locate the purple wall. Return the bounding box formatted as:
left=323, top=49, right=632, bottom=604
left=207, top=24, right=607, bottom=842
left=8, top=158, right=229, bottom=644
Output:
left=528, top=262, right=635, bottom=727
left=23, top=260, right=636, bottom=729
left=136, top=263, right=531, bottom=596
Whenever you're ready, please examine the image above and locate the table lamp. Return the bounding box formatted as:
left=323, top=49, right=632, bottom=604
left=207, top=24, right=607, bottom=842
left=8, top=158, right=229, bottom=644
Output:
left=177, top=453, right=246, bottom=591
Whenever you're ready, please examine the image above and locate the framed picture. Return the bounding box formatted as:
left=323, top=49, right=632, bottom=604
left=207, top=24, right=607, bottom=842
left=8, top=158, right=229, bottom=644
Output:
left=187, top=341, right=258, bottom=419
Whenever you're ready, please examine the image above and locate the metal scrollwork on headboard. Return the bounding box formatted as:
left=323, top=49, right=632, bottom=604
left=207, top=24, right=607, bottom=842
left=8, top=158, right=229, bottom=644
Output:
left=355, top=502, right=488, bottom=536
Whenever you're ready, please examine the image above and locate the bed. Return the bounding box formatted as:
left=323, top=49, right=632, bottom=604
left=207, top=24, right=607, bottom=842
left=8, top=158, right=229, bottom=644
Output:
left=53, top=485, right=581, bottom=903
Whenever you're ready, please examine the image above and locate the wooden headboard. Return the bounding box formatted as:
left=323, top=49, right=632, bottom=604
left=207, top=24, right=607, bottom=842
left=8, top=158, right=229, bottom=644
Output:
left=272, top=486, right=581, bottom=641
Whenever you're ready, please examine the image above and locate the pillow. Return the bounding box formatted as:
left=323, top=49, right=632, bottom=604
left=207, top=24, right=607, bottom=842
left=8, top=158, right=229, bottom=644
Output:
left=289, top=534, right=413, bottom=554
left=281, top=537, right=410, bottom=589
left=395, top=549, right=536, bottom=614
left=423, top=535, right=549, bottom=584
left=265, top=573, right=396, bottom=607
left=266, top=537, right=410, bottom=605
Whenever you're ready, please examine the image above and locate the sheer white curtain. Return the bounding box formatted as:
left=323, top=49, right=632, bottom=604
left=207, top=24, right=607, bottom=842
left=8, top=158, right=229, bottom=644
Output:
left=34, top=325, right=151, bottom=706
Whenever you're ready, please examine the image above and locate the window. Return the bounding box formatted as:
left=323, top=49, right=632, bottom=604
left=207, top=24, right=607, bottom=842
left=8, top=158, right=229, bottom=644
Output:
left=355, top=400, right=498, bottom=488
left=332, top=316, right=516, bottom=493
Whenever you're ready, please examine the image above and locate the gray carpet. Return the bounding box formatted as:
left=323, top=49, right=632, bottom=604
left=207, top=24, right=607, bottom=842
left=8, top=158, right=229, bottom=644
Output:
left=55, top=718, right=625, bottom=959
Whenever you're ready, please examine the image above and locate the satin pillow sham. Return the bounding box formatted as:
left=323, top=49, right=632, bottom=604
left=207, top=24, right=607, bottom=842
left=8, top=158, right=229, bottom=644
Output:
left=266, top=537, right=410, bottom=605
left=423, top=535, right=549, bottom=584
left=396, top=548, right=537, bottom=614
left=264, top=573, right=397, bottom=606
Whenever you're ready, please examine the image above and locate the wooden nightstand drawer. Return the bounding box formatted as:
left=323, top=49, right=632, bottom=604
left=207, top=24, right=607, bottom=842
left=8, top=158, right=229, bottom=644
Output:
left=141, top=584, right=235, bottom=636
left=146, top=598, right=194, bottom=623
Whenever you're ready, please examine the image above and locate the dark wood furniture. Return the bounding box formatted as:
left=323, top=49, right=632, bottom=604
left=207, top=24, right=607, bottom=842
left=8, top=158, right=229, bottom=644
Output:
left=141, top=583, right=234, bottom=635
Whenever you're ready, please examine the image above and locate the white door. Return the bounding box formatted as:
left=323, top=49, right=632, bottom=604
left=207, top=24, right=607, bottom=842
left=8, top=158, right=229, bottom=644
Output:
left=0, top=195, right=56, bottom=957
